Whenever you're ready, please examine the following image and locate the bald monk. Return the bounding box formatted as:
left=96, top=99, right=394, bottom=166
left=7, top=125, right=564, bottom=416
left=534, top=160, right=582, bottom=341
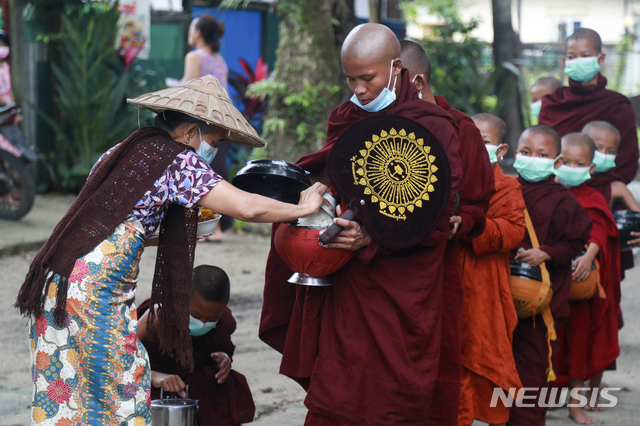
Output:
left=400, top=40, right=496, bottom=426
left=538, top=28, right=638, bottom=202
left=452, top=113, right=525, bottom=426
left=509, top=125, right=592, bottom=426
left=530, top=77, right=561, bottom=121
left=553, top=133, right=620, bottom=425
left=260, top=23, right=462, bottom=425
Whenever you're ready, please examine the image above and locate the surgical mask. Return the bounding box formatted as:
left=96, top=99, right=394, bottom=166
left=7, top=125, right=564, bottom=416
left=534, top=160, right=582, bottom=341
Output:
left=531, top=100, right=542, bottom=119
left=554, top=165, right=592, bottom=187
left=412, top=73, right=423, bottom=99
left=195, top=128, right=218, bottom=164
left=513, top=155, right=558, bottom=183
left=350, top=60, right=398, bottom=112
left=0, top=47, right=9, bottom=60
left=592, top=150, right=616, bottom=173
left=189, top=315, right=218, bottom=336
left=564, top=55, right=601, bottom=83
left=485, top=144, right=500, bottom=164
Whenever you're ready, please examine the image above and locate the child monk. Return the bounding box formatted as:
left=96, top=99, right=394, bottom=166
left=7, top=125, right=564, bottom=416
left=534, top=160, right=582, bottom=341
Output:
left=509, top=125, right=592, bottom=426
left=530, top=77, right=561, bottom=121
left=400, top=40, right=496, bottom=426
left=260, top=23, right=463, bottom=425
left=448, top=113, right=526, bottom=426
left=553, top=133, right=621, bottom=425
left=539, top=28, right=639, bottom=201
left=137, top=265, right=255, bottom=425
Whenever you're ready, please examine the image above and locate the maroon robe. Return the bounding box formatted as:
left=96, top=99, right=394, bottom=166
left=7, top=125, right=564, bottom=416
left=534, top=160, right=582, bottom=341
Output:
left=138, top=300, right=255, bottom=426
left=260, top=69, right=463, bottom=425
left=507, top=177, right=592, bottom=426
left=426, top=95, right=495, bottom=426
left=555, top=185, right=620, bottom=381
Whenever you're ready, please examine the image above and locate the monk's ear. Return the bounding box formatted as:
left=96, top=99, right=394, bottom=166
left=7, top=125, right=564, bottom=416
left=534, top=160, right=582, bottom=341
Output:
left=589, top=162, right=596, bottom=174
left=414, top=74, right=426, bottom=92
left=554, top=155, right=563, bottom=169
left=598, top=53, right=606, bottom=65
left=562, top=57, right=566, bottom=67
left=497, top=143, right=509, bottom=159
left=392, top=58, right=402, bottom=76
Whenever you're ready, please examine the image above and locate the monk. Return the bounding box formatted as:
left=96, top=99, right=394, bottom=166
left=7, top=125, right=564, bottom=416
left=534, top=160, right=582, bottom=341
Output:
left=538, top=28, right=639, bottom=202
left=449, top=112, right=525, bottom=426
left=400, top=40, right=496, bottom=426
left=138, top=265, right=255, bottom=426
left=553, top=133, right=621, bottom=425
left=509, top=125, right=592, bottom=426
left=530, top=77, right=561, bottom=121
left=260, top=23, right=463, bottom=425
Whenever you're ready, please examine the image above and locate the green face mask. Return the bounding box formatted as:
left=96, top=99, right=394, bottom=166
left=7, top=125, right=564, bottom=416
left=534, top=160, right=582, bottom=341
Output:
left=554, top=165, right=592, bottom=187
left=485, top=144, right=499, bottom=164
left=513, top=155, right=557, bottom=183
left=592, top=150, right=616, bottom=173
left=189, top=315, right=218, bottom=336
left=564, top=55, right=601, bottom=83
left=531, top=100, right=542, bottom=119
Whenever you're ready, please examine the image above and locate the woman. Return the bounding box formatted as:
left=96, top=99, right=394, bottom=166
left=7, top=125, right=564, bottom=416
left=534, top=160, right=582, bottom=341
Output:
left=16, top=76, right=327, bottom=426
left=0, top=30, right=14, bottom=105
left=183, top=14, right=231, bottom=242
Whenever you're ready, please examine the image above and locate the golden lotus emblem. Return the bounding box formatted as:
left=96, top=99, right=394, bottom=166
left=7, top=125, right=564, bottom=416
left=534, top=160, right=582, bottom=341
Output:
left=350, top=127, right=438, bottom=220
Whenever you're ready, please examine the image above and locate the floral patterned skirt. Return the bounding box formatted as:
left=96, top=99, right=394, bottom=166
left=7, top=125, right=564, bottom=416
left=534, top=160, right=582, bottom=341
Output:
left=29, top=218, right=151, bottom=426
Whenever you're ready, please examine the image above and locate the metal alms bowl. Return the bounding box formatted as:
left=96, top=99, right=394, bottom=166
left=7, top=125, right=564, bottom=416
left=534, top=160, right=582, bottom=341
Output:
left=232, top=160, right=311, bottom=204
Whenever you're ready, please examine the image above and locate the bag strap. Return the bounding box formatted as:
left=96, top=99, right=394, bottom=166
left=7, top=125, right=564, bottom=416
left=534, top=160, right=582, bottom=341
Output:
left=523, top=208, right=557, bottom=382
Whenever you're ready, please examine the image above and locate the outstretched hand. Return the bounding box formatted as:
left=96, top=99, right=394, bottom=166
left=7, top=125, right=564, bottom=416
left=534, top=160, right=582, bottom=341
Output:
left=211, top=352, right=231, bottom=384
left=298, top=182, right=331, bottom=218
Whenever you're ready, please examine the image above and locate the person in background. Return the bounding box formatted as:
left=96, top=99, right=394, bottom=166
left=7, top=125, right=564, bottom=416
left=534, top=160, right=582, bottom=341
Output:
left=0, top=30, right=14, bottom=105
left=138, top=265, right=255, bottom=426
left=530, top=77, right=560, bottom=122
left=183, top=14, right=230, bottom=242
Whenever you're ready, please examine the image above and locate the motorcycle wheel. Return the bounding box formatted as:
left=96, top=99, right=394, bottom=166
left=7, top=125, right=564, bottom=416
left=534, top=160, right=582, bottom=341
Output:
left=0, top=149, right=36, bottom=220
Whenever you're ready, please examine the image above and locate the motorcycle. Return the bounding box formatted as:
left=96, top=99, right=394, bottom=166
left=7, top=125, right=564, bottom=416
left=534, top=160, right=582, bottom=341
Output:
left=0, top=103, right=38, bottom=220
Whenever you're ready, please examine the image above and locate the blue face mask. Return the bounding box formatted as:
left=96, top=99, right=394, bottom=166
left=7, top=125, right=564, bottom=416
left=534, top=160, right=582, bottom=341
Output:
left=195, top=128, right=218, bottom=164
left=564, top=55, right=601, bottom=83
left=554, top=165, right=592, bottom=187
left=350, top=60, right=398, bottom=113
left=189, top=315, right=218, bottom=336
left=592, top=150, right=616, bottom=173
left=513, top=155, right=558, bottom=183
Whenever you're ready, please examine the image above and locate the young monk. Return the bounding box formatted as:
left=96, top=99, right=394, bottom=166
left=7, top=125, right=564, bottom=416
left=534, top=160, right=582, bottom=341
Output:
left=400, top=40, right=496, bottom=426
left=530, top=77, right=561, bottom=121
left=450, top=113, right=525, bottom=426
left=260, top=23, right=463, bottom=425
left=553, top=133, right=621, bottom=425
left=509, top=125, right=592, bottom=426
left=138, top=265, right=255, bottom=425
left=538, top=28, right=639, bottom=202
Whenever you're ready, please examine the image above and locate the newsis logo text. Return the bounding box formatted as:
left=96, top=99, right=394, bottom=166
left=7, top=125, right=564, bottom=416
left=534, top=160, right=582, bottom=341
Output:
left=491, top=387, right=620, bottom=408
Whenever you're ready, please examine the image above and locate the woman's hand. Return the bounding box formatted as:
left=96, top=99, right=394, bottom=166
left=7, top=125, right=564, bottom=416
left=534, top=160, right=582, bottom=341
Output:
left=211, top=352, right=231, bottom=384
left=572, top=254, right=593, bottom=282
left=514, top=248, right=550, bottom=267
left=297, top=182, right=330, bottom=218
left=151, top=371, right=187, bottom=397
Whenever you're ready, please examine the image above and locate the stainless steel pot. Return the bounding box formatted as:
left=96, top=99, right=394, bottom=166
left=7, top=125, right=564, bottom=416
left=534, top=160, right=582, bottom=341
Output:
left=151, top=386, right=199, bottom=426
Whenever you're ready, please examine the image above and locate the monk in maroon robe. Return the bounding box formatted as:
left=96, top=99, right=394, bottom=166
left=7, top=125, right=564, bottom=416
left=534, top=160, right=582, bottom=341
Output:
left=509, top=126, right=592, bottom=426
left=138, top=266, right=255, bottom=426
left=552, top=133, right=620, bottom=424
left=400, top=40, right=496, bottom=426
left=260, top=24, right=462, bottom=425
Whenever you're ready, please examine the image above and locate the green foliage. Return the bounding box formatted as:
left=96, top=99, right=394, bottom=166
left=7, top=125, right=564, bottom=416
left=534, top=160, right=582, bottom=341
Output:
left=248, top=80, right=341, bottom=155
left=611, top=32, right=636, bottom=93
left=39, top=3, right=139, bottom=192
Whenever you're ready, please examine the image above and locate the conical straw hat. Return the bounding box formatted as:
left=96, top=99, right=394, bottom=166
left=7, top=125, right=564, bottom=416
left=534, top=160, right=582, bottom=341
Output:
left=127, top=75, right=266, bottom=147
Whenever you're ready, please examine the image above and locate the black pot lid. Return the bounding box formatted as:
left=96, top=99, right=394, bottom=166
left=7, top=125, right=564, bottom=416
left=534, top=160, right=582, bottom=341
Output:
left=326, top=115, right=451, bottom=249
left=232, top=160, right=311, bottom=205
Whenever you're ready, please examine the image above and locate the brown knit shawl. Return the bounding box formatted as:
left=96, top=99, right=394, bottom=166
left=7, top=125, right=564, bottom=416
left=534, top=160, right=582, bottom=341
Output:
left=15, top=126, right=198, bottom=369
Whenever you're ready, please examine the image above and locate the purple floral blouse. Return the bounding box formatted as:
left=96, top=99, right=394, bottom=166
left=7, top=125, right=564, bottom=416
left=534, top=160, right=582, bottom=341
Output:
left=94, top=147, right=222, bottom=237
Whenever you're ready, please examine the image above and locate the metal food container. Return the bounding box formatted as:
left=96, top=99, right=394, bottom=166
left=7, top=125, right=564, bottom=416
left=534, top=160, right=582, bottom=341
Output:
left=151, top=387, right=199, bottom=426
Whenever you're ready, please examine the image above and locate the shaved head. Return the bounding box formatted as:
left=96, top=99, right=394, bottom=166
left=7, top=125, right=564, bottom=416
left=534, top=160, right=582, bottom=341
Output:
left=399, top=40, right=431, bottom=84
left=562, top=132, right=596, bottom=161
left=532, top=77, right=561, bottom=92
left=582, top=120, right=621, bottom=149
left=342, top=23, right=400, bottom=65
left=567, top=28, right=602, bottom=53
left=520, top=125, right=562, bottom=157
left=472, top=113, right=506, bottom=144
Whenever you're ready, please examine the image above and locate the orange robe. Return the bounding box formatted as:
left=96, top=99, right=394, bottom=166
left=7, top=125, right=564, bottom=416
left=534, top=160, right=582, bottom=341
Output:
left=458, top=164, right=526, bottom=425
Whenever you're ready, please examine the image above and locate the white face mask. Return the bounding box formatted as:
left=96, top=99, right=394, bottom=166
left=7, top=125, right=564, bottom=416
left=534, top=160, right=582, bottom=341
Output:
left=350, top=60, right=398, bottom=112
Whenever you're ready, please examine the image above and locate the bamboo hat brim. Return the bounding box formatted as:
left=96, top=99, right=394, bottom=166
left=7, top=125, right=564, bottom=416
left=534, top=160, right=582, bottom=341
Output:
left=127, top=75, right=266, bottom=148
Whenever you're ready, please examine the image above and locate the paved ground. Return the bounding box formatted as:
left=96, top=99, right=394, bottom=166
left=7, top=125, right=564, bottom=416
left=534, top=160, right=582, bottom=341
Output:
left=0, top=194, right=638, bottom=425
